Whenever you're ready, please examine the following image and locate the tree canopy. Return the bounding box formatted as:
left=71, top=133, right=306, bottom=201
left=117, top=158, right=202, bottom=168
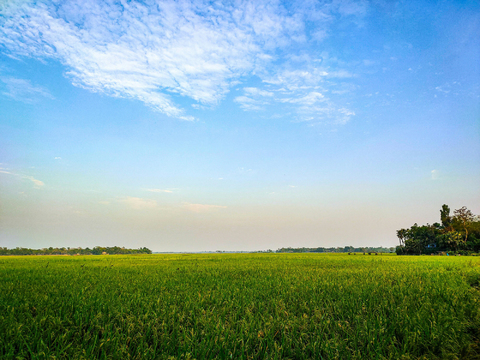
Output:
left=396, top=205, right=480, bottom=255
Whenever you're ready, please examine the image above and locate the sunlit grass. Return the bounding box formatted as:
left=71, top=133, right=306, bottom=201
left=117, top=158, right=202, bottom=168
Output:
left=1, top=253, right=479, bottom=359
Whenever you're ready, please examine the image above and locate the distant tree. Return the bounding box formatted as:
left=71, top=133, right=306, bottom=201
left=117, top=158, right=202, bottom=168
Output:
left=0, top=246, right=152, bottom=256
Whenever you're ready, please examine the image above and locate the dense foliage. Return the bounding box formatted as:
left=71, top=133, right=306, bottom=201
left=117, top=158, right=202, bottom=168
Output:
left=0, top=246, right=152, bottom=256
left=1, top=254, right=479, bottom=359
left=276, top=246, right=395, bottom=253
left=396, top=205, right=480, bottom=255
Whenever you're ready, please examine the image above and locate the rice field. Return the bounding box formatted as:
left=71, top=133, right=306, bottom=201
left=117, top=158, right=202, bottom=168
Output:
left=1, top=253, right=479, bottom=359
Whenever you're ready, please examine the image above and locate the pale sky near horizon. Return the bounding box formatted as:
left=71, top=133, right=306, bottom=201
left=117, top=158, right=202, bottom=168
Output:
left=0, top=0, right=479, bottom=252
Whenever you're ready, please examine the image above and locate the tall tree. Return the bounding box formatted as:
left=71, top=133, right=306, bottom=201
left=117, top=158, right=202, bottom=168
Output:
left=454, top=206, right=475, bottom=244
left=396, top=228, right=408, bottom=246
left=440, top=204, right=452, bottom=230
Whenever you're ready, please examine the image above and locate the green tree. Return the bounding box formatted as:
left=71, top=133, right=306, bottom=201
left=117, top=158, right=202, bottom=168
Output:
left=453, top=206, right=475, bottom=244
left=437, top=231, right=463, bottom=252
left=396, top=228, right=408, bottom=247
left=440, top=204, right=452, bottom=230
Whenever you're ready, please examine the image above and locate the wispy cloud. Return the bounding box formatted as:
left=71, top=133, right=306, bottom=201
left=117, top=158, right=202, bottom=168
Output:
left=263, top=68, right=329, bottom=90
left=233, top=59, right=357, bottom=124
left=23, top=176, right=45, bottom=188
left=244, top=87, right=274, bottom=97
left=281, top=91, right=325, bottom=105
left=234, top=86, right=275, bottom=111
left=145, top=189, right=173, bottom=193
left=234, top=95, right=267, bottom=111
left=0, top=167, right=45, bottom=188
left=236, top=78, right=355, bottom=124
left=118, top=196, right=157, bottom=210
left=0, top=0, right=365, bottom=123
left=182, top=203, right=227, bottom=213
left=0, top=0, right=305, bottom=120
left=0, top=77, right=54, bottom=103
left=431, top=169, right=439, bottom=180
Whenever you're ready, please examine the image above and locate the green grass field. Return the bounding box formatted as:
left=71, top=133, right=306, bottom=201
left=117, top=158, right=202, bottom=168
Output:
left=1, top=253, right=479, bottom=359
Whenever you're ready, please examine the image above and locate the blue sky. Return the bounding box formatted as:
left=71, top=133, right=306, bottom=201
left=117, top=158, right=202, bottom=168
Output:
left=1, top=0, right=479, bottom=251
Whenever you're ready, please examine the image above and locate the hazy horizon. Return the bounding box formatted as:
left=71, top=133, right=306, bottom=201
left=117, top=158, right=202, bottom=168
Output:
left=1, top=0, right=479, bottom=252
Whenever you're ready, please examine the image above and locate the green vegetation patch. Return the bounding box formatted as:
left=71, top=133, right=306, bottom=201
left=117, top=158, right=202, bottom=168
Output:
left=1, top=254, right=479, bottom=359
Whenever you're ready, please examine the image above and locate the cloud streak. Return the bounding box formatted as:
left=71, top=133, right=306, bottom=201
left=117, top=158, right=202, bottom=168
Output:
left=23, top=176, right=45, bottom=188
left=0, top=167, right=45, bottom=188
left=0, top=77, right=54, bottom=103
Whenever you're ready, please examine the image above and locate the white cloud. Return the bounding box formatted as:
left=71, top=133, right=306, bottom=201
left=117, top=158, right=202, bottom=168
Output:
left=234, top=65, right=356, bottom=124
left=281, top=91, right=325, bottom=105
left=236, top=81, right=355, bottom=124
left=431, top=169, right=439, bottom=180
left=0, top=77, right=54, bottom=103
left=23, top=176, right=45, bottom=188
left=0, top=168, right=45, bottom=188
left=263, top=68, right=329, bottom=90
left=336, top=108, right=355, bottom=124
left=183, top=203, right=227, bottom=213
left=0, top=0, right=305, bottom=120
left=251, top=63, right=356, bottom=125
left=54, top=157, right=61, bottom=160
left=0, top=0, right=367, bottom=123
left=119, top=196, right=157, bottom=210
left=145, top=189, right=173, bottom=193
left=234, top=95, right=267, bottom=111
left=244, top=87, right=274, bottom=97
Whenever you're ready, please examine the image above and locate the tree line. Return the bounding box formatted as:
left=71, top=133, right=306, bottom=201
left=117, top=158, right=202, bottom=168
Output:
left=396, top=205, right=480, bottom=255
left=276, top=246, right=395, bottom=253
left=0, top=246, right=152, bottom=256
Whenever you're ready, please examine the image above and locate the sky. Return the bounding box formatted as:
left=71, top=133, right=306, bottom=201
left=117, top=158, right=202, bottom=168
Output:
left=0, top=0, right=479, bottom=252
